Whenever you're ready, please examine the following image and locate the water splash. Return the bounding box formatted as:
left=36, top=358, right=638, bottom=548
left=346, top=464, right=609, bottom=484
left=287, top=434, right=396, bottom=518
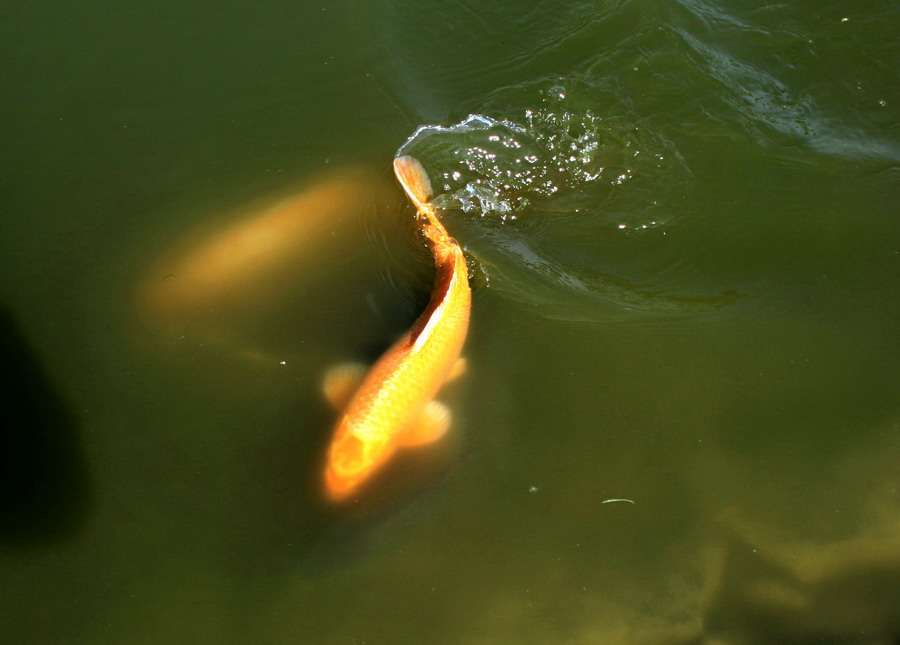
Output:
left=395, top=79, right=737, bottom=321
left=397, top=83, right=686, bottom=231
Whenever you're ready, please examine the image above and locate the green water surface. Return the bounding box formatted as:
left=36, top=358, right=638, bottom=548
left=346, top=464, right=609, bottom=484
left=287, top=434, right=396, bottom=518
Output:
left=2, top=1, right=899, bottom=643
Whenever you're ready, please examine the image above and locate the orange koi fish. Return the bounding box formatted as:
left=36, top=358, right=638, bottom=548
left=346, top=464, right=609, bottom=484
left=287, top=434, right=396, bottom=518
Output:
left=323, top=156, right=471, bottom=502
left=137, top=167, right=399, bottom=323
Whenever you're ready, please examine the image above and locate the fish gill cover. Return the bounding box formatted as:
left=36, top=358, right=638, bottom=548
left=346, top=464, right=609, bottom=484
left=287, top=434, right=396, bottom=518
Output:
left=396, top=79, right=738, bottom=322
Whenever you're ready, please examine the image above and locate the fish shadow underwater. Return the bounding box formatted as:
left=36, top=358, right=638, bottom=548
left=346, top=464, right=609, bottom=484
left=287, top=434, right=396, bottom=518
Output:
left=0, top=305, right=90, bottom=547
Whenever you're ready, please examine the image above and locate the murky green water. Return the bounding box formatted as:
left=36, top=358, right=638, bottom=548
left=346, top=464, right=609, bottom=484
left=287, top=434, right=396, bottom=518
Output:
left=2, top=1, right=899, bottom=643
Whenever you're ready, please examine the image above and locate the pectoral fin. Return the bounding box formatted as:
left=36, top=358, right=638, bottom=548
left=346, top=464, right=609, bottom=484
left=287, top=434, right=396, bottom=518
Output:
left=323, top=363, right=367, bottom=409
left=399, top=400, right=451, bottom=447
left=447, top=357, right=467, bottom=382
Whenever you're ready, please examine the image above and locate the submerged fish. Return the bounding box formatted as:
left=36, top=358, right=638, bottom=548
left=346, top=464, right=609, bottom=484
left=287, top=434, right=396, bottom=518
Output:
left=137, top=167, right=398, bottom=323
left=322, top=156, right=471, bottom=502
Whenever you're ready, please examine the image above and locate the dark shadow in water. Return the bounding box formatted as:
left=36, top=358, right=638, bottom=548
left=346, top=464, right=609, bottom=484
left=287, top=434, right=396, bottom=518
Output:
left=0, top=305, right=89, bottom=546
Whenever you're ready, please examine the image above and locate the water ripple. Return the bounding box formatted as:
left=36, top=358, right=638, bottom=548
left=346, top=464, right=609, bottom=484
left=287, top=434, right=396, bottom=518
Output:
left=395, top=79, right=739, bottom=321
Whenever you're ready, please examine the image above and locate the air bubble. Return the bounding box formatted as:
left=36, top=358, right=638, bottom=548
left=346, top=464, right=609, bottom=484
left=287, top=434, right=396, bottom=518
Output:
left=395, top=91, right=689, bottom=223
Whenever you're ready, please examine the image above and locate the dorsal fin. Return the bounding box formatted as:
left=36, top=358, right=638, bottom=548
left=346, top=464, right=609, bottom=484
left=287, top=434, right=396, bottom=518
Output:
left=393, top=156, right=432, bottom=210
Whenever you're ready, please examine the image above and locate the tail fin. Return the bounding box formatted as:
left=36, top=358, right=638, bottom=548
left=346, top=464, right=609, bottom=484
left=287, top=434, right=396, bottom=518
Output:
left=393, top=156, right=433, bottom=211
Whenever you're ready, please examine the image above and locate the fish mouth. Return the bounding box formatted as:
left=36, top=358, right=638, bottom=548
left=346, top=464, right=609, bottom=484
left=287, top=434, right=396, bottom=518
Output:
left=324, top=467, right=360, bottom=503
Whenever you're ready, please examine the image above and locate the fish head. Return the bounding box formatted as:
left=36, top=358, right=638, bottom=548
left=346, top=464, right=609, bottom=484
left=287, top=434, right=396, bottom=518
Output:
left=324, top=421, right=395, bottom=502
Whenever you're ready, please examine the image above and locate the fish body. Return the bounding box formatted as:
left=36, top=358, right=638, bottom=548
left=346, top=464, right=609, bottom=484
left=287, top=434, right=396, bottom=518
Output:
left=323, top=156, right=471, bottom=502
left=138, top=167, right=398, bottom=322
